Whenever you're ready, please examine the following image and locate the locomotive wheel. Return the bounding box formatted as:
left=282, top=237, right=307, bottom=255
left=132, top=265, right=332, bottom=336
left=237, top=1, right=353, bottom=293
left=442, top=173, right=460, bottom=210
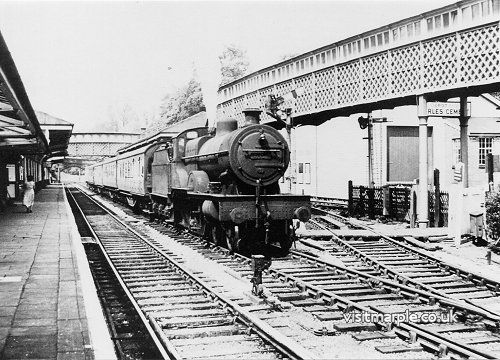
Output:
left=207, top=224, right=224, bottom=247
left=278, top=237, right=293, bottom=256
left=224, top=227, right=237, bottom=254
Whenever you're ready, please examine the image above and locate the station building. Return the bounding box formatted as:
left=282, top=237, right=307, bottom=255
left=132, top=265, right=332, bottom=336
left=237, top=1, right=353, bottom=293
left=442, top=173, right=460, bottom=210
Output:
left=290, top=93, right=500, bottom=198
left=0, top=32, right=72, bottom=209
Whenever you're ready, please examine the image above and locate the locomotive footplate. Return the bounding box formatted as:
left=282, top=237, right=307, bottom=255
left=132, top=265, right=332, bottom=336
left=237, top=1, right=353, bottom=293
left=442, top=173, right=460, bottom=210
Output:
left=173, top=190, right=310, bottom=222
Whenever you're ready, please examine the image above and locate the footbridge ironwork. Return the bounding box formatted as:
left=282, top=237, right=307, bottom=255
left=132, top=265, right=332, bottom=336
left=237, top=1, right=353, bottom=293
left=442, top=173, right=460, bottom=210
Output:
left=65, top=132, right=141, bottom=170
left=217, top=0, right=500, bottom=125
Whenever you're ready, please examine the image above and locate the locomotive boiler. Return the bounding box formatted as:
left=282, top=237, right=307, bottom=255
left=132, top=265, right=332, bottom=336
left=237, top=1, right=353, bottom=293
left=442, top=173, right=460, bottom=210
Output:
left=151, top=108, right=311, bottom=256
left=87, top=108, right=311, bottom=257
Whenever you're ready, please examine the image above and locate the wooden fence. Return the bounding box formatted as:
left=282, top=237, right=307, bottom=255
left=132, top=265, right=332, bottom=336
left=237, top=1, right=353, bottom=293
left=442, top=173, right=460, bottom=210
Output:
left=348, top=181, right=448, bottom=227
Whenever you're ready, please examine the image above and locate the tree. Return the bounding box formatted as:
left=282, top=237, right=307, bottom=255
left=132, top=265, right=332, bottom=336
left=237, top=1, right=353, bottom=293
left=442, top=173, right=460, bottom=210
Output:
left=151, top=44, right=249, bottom=132
left=219, top=45, right=249, bottom=86
left=98, top=104, right=144, bottom=133
left=156, top=78, right=205, bottom=128
left=486, top=191, right=500, bottom=241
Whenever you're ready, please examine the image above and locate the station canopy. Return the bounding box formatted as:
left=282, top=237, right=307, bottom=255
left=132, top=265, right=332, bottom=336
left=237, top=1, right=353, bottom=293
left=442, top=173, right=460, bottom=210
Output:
left=0, top=31, right=48, bottom=161
left=37, top=111, right=74, bottom=163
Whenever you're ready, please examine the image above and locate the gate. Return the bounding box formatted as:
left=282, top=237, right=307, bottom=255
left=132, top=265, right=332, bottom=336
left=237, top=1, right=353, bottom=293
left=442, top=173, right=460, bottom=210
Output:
left=348, top=180, right=448, bottom=226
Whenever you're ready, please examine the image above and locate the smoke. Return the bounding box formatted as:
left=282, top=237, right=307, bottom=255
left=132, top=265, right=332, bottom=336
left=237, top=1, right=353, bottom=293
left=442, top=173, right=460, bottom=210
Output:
left=194, top=41, right=222, bottom=129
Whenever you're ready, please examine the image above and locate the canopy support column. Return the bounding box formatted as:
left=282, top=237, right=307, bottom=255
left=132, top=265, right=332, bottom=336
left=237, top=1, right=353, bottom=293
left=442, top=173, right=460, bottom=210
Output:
left=418, top=95, right=429, bottom=229
left=459, top=96, right=469, bottom=188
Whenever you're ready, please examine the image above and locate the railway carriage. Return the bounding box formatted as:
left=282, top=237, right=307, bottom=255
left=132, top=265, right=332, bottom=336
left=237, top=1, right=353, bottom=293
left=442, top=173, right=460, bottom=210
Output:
left=102, top=158, right=117, bottom=189
left=87, top=109, right=311, bottom=256
left=88, top=142, right=163, bottom=209
left=92, top=162, right=104, bottom=188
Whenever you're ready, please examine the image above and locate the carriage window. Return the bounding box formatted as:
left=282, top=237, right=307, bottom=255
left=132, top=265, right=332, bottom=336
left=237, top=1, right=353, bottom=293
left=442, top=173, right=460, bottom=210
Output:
left=178, top=138, right=186, bottom=156
left=364, top=38, right=369, bottom=49
left=147, top=157, right=154, bottom=173
left=186, top=131, right=199, bottom=139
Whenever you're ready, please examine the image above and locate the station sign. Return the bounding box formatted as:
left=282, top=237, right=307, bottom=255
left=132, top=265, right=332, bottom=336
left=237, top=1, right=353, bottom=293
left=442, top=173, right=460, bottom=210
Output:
left=427, top=102, right=471, bottom=117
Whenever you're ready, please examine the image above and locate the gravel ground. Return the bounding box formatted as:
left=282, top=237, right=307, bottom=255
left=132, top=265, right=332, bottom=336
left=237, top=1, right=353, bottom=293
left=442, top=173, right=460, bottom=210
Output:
left=138, top=224, right=432, bottom=360
left=81, top=189, right=433, bottom=359
left=359, top=219, right=500, bottom=283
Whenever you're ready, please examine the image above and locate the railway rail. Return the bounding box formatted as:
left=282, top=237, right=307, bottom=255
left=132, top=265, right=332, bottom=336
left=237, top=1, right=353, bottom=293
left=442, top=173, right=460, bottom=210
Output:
left=153, top=223, right=500, bottom=359
left=75, top=185, right=500, bottom=358
left=308, top=207, right=500, bottom=315
left=84, top=243, right=165, bottom=358
left=66, top=185, right=315, bottom=360
left=311, top=196, right=348, bottom=210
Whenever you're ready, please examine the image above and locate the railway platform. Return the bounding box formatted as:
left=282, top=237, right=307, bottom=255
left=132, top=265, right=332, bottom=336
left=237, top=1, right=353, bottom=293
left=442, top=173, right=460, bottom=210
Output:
left=0, top=185, right=115, bottom=359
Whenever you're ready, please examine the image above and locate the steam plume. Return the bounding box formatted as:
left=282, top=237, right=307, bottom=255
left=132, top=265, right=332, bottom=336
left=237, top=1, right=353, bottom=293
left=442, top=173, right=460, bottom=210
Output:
left=194, top=40, right=222, bottom=129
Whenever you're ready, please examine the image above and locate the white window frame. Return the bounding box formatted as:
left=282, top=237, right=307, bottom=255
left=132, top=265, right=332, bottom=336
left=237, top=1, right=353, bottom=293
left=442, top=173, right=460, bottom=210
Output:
left=304, top=163, right=311, bottom=184
left=298, top=162, right=304, bottom=184
left=479, top=137, right=493, bottom=168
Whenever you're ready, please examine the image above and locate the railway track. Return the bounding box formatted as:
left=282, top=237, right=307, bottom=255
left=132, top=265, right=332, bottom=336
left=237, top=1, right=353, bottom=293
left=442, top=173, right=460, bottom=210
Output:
left=66, top=186, right=315, bottom=360
left=77, top=185, right=500, bottom=358
left=143, top=224, right=500, bottom=359
left=308, top=207, right=500, bottom=315
left=311, top=196, right=348, bottom=211
left=84, top=243, right=164, bottom=358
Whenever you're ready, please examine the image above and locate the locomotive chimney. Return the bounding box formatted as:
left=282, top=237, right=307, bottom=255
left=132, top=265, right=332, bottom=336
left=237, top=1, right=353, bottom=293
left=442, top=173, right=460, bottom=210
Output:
left=242, top=108, right=261, bottom=126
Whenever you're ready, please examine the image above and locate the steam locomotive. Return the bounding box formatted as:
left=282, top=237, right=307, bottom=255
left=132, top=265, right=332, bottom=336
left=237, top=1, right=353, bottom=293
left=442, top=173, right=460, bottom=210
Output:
left=86, top=108, right=311, bottom=256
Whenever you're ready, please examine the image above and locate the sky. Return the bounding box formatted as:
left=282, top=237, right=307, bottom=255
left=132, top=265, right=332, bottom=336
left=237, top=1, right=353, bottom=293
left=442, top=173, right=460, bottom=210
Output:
left=0, top=0, right=456, bottom=132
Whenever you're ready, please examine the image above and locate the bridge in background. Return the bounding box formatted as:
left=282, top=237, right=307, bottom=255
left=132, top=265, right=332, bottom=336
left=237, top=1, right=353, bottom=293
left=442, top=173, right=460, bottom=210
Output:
left=64, top=132, right=141, bottom=170
left=216, top=0, right=500, bottom=229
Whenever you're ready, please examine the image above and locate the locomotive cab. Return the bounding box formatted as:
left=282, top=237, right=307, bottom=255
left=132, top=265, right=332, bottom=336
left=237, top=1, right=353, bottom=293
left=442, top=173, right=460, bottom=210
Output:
left=162, top=109, right=310, bottom=257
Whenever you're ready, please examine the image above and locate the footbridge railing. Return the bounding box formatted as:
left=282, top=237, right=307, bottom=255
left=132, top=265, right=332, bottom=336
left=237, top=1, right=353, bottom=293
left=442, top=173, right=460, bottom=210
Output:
left=217, top=1, right=500, bottom=124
